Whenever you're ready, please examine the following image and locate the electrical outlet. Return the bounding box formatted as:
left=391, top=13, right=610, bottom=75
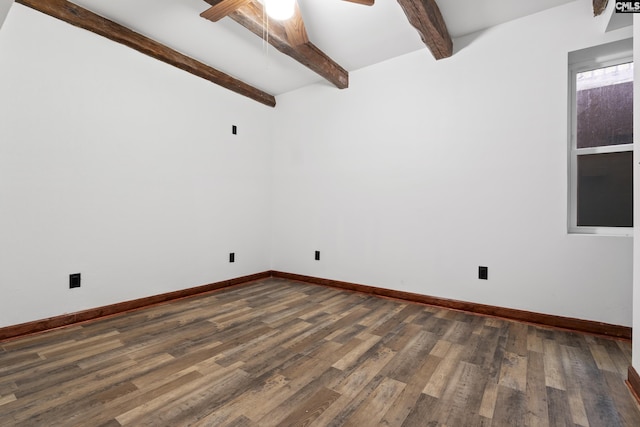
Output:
left=69, top=273, right=81, bottom=289
left=229, top=252, right=235, bottom=263
left=315, top=251, right=320, bottom=261
left=478, top=266, right=488, bottom=280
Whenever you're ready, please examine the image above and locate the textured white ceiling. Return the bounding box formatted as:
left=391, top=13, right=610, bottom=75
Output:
left=70, top=0, right=577, bottom=96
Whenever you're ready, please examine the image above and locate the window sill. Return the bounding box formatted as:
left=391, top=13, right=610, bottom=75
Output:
left=568, top=227, right=633, bottom=237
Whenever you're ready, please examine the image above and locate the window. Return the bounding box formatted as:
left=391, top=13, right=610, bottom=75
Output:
left=569, top=45, right=633, bottom=235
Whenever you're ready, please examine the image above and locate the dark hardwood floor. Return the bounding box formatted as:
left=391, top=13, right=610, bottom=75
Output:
left=1, top=278, right=638, bottom=426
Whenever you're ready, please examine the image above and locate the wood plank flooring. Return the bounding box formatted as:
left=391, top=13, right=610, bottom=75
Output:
left=1, top=278, right=638, bottom=426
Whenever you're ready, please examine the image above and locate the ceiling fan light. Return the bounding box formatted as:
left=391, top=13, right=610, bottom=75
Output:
left=265, top=0, right=295, bottom=21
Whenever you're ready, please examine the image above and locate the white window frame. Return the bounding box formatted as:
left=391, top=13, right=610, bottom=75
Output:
left=568, top=54, right=634, bottom=236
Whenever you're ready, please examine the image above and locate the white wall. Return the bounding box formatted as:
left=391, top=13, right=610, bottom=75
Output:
left=271, top=0, right=634, bottom=326
left=0, top=0, right=11, bottom=31
left=0, top=5, right=273, bottom=327
left=0, top=1, right=634, bottom=331
left=633, top=14, right=640, bottom=368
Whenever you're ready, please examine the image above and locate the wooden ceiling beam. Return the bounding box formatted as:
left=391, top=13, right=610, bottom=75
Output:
left=16, top=0, right=276, bottom=107
left=343, top=0, right=375, bottom=5
left=203, top=0, right=348, bottom=89
left=397, top=0, right=453, bottom=60
left=593, top=0, right=609, bottom=16
left=200, top=0, right=251, bottom=22
left=283, top=2, right=309, bottom=47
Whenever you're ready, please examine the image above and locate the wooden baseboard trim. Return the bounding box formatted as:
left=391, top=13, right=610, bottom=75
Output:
left=0, top=271, right=271, bottom=342
left=2, top=270, right=631, bottom=342
left=271, top=271, right=632, bottom=340
left=627, top=367, right=640, bottom=406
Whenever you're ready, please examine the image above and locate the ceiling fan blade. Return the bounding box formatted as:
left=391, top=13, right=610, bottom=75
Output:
left=200, top=0, right=251, bottom=22
left=342, top=0, right=374, bottom=5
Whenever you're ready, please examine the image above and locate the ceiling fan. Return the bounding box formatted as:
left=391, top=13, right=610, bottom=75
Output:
left=201, top=0, right=373, bottom=23
left=200, top=0, right=373, bottom=47
left=262, top=0, right=375, bottom=20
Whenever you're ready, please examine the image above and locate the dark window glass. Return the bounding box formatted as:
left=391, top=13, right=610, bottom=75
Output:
left=576, top=63, right=633, bottom=149
left=577, top=152, right=633, bottom=227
